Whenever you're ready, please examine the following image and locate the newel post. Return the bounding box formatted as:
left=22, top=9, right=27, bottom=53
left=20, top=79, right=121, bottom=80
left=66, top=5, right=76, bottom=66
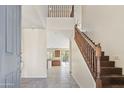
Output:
left=74, top=24, right=77, bottom=29
left=95, top=43, right=102, bottom=88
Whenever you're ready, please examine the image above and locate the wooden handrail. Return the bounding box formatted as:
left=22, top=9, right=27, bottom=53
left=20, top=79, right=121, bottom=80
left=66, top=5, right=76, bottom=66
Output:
left=74, top=24, right=102, bottom=88
left=75, top=24, right=96, bottom=49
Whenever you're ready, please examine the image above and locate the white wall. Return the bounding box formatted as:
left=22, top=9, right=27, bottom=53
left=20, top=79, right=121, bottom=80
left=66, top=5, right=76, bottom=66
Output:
left=71, top=39, right=96, bottom=88
left=82, top=6, right=124, bottom=74
left=74, top=5, right=82, bottom=29
left=22, top=5, right=47, bottom=78
left=47, top=17, right=75, bottom=49
left=22, top=5, right=48, bottom=28
left=21, top=29, right=47, bottom=78
left=47, top=18, right=75, bottom=30
left=47, top=29, right=73, bottom=48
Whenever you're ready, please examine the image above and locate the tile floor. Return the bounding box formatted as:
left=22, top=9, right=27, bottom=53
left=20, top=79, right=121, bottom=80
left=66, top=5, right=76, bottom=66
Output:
left=20, top=62, right=79, bottom=88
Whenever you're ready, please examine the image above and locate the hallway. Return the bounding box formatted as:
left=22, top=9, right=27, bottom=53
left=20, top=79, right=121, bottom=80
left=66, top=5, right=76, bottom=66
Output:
left=20, top=62, right=79, bottom=88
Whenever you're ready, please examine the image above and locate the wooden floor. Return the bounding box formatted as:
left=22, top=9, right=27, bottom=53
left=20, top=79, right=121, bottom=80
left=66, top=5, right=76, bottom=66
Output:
left=20, top=62, right=79, bottom=88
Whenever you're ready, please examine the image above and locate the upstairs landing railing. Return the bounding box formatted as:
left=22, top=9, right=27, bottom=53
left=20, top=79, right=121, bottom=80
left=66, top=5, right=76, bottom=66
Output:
left=48, top=5, right=74, bottom=17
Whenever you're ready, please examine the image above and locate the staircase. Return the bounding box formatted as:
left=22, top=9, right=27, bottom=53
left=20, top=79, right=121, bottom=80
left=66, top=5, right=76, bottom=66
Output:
left=74, top=24, right=124, bottom=88
left=100, top=52, right=124, bottom=88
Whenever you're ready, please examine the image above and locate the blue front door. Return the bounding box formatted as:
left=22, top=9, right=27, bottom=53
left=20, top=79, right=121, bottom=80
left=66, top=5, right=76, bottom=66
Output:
left=0, top=5, right=21, bottom=88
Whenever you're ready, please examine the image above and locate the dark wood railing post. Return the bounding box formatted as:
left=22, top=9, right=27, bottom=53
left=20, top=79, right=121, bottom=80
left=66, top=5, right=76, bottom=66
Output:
left=70, top=5, right=74, bottom=17
left=95, top=43, right=102, bottom=88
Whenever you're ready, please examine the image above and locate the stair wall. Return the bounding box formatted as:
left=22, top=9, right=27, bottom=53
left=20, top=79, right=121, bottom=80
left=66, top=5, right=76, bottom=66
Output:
left=71, top=39, right=96, bottom=88
left=82, top=6, right=124, bottom=74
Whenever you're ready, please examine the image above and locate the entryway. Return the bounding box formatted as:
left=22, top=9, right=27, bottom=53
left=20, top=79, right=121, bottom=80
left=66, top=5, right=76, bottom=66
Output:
left=20, top=5, right=79, bottom=88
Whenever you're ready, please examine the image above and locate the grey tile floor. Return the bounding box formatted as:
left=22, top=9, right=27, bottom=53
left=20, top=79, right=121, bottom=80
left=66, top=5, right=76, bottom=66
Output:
left=20, top=62, right=79, bottom=88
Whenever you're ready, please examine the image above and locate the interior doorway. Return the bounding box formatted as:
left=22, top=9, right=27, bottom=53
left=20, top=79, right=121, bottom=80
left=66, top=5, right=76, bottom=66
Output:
left=47, top=29, right=72, bottom=76
left=47, top=48, right=70, bottom=69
